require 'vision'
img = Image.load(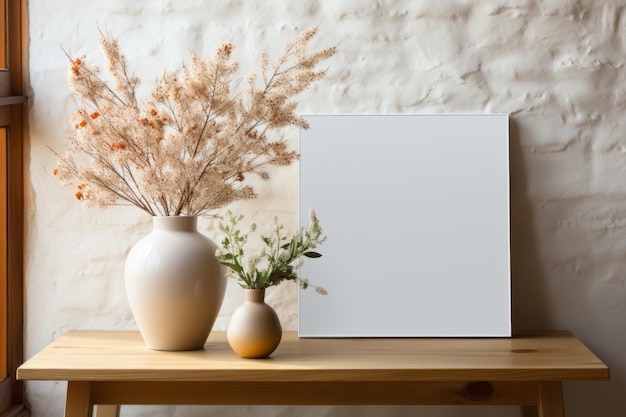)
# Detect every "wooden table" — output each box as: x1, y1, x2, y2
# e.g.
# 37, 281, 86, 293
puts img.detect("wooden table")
17, 330, 608, 417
